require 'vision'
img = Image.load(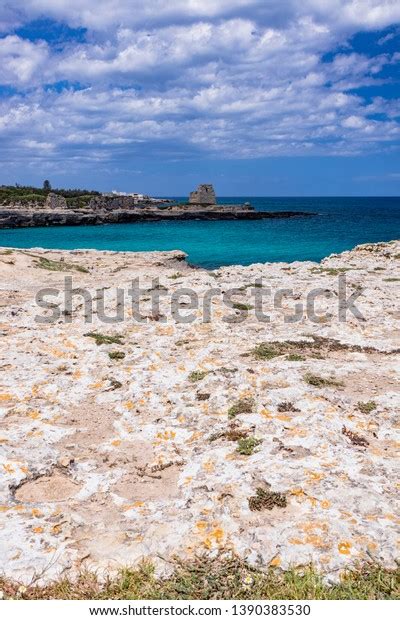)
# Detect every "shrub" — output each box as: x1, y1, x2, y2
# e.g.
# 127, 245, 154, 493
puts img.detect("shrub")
84, 332, 124, 346
357, 401, 377, 414
109, 351, 126, 361
304, 373, 343, 388
286, 354, 305, 361
188, 370, 209, 382
228, 398, 255, 418
251, 344, 280, 360
248, 488, 287, 512
233, 303, 253, 311
34, 256, 89, 273
236, 437, 262, 456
